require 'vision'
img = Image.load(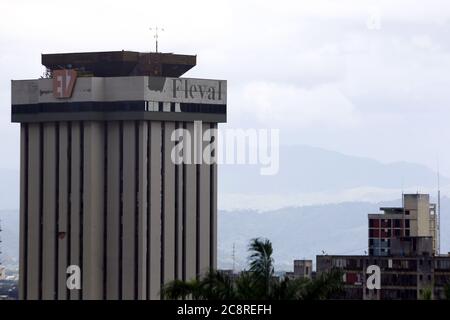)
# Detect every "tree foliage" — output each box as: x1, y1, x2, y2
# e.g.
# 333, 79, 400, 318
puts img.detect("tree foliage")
162, 238, 343, 300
